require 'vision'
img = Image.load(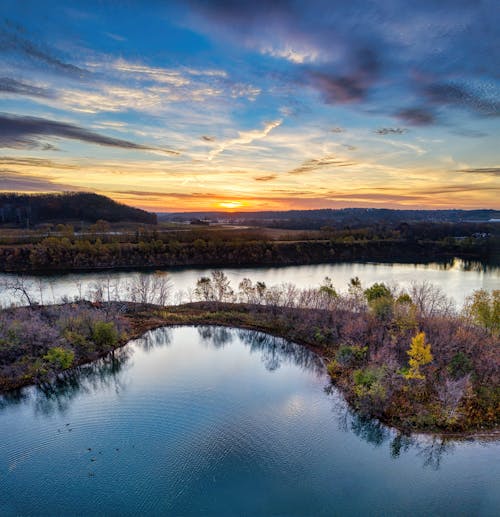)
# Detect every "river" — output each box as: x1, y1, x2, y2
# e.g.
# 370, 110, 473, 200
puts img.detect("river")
0, 326, 498, 516
0, 258, 498, 307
